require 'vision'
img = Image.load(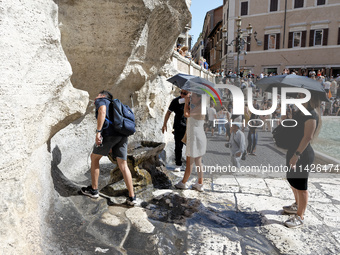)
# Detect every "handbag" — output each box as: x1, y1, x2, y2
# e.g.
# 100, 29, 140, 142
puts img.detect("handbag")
241, 151, 247, 160
272, 122, 295, 149
232, 134, 246, 160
